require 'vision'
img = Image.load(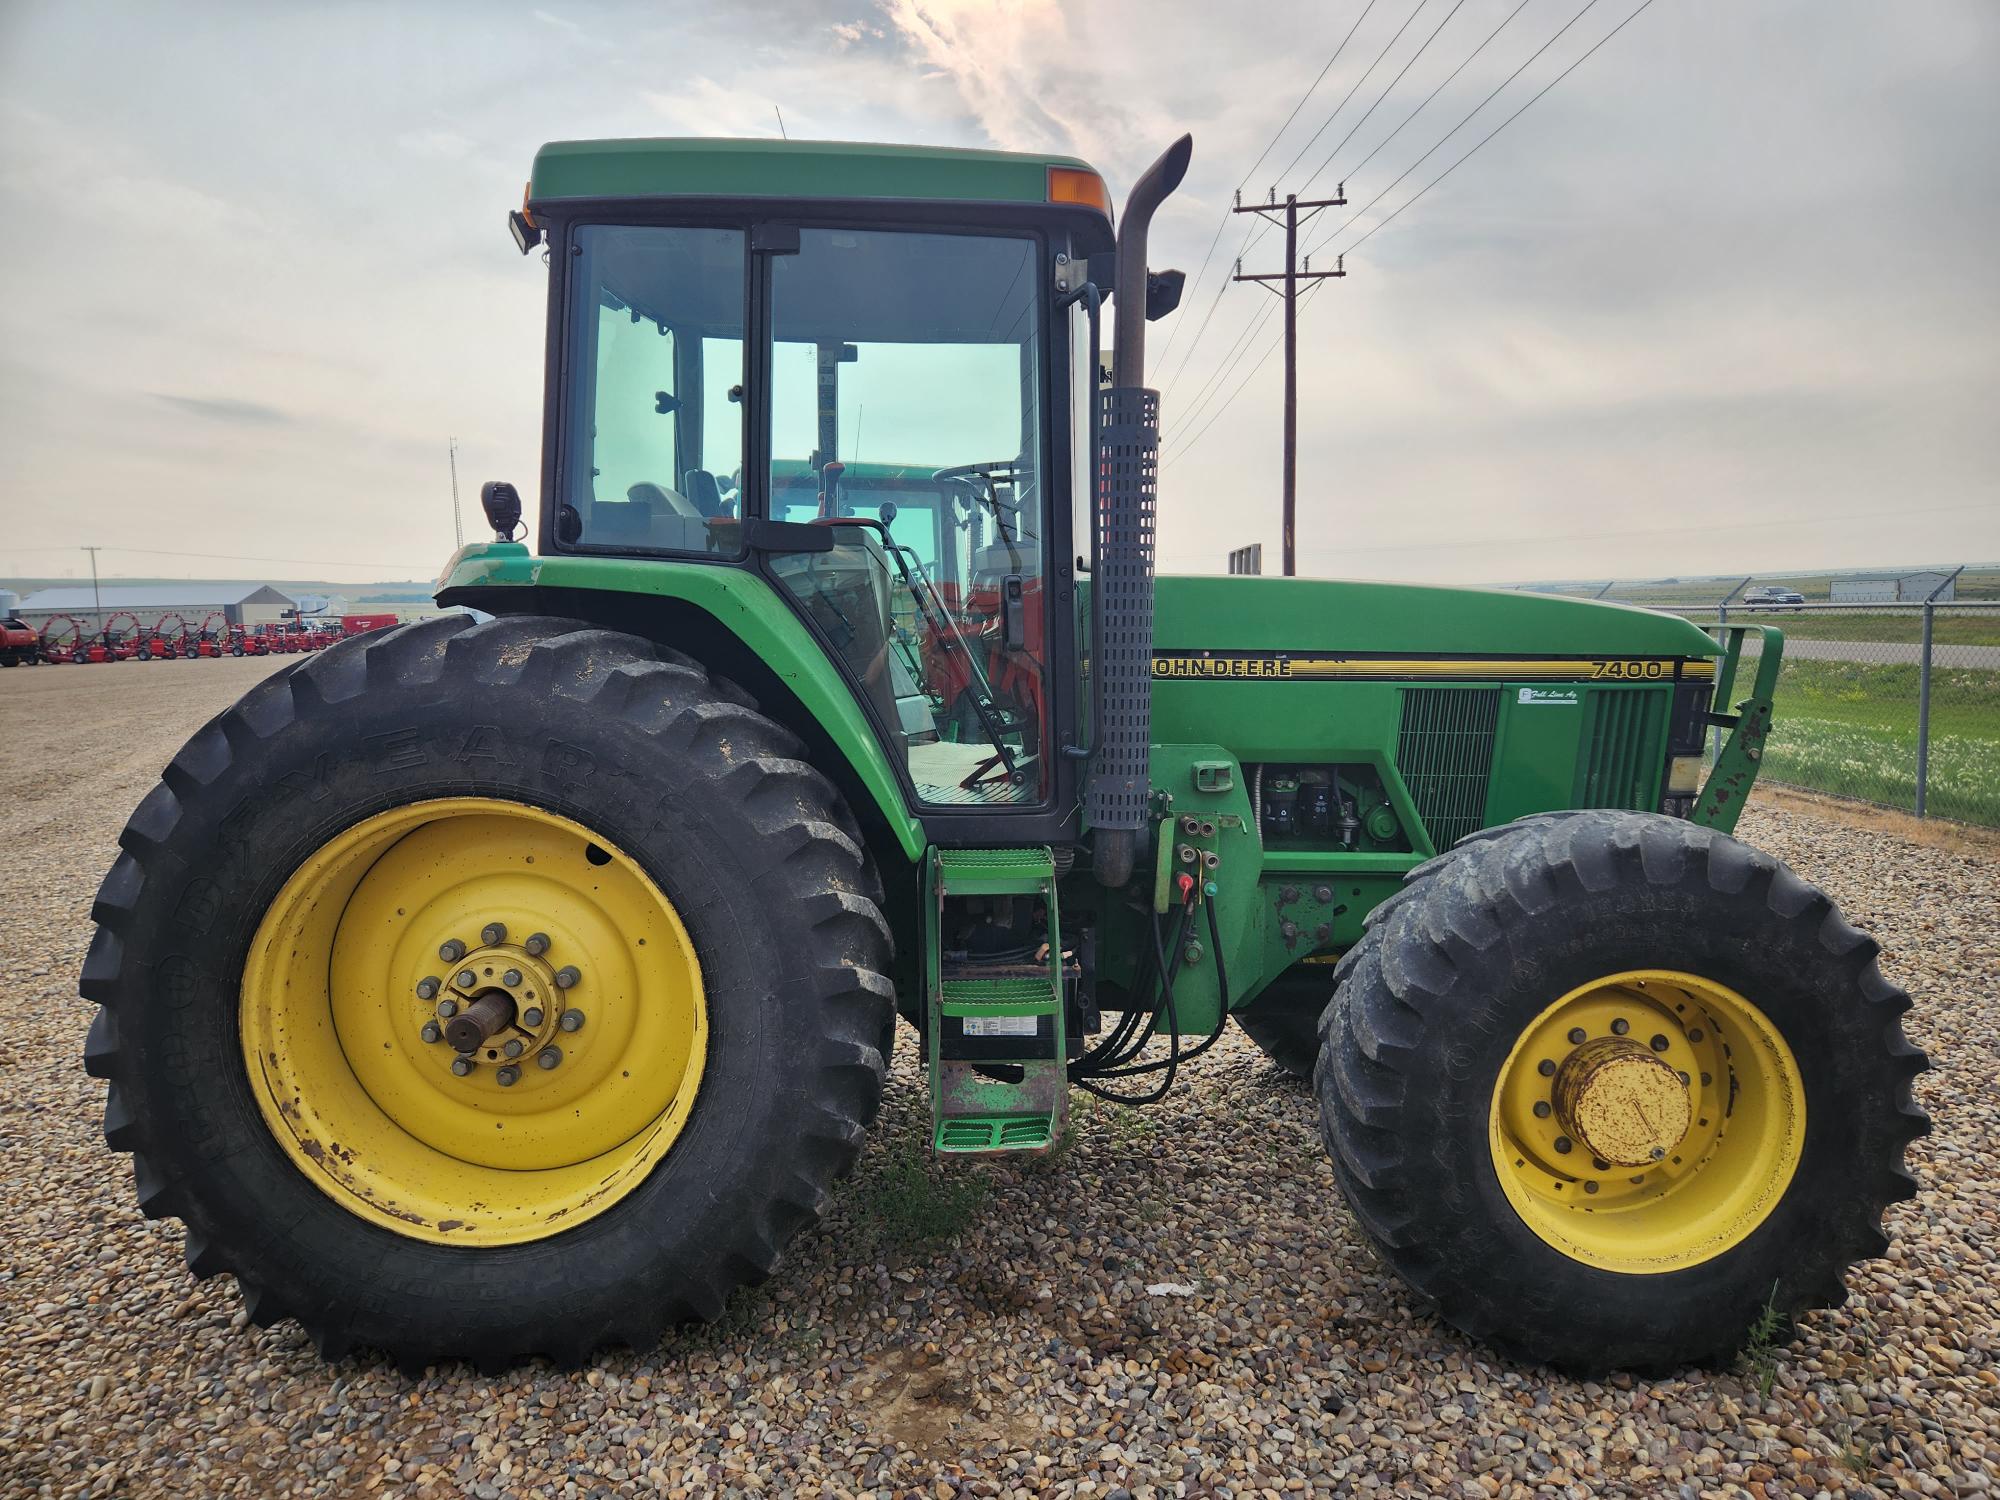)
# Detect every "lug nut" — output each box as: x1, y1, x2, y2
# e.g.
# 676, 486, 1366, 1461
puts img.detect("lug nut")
481, 922, 508, 946
553, 966, 581, 990
1650, 1146, 1667, 1161
502, 969, 523, 987
451, 1056, 474, 1077
436, 998, 459, 1018
420, 1021, 442, 1044
524, 932, 550, 957
1567, 1027, 1587, 1045
503, 1039, 524, 1059
559, 1009, 585, 1033
1537, 1059, 1556, 1077
1610, 1017, 1630, 1035
1584, 1181, 1599, 1194
415, 976, 441, 1001
496, 1065, 520, 1087
1553, 1136, 1573, 1154
439, 938, 467, 963
523, 1006, 545, 1028
1533, 1101, 1552, 1119
537, 1046, 563, 1070
456, 969, 477, 989
1649, 1034, 1670, 1053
